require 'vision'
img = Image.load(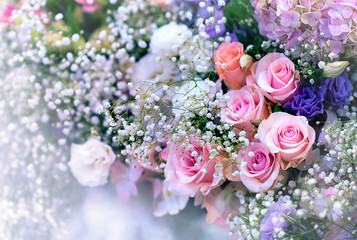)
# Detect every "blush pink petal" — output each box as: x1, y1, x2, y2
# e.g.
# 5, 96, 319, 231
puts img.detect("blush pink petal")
258, 112, 315, 170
